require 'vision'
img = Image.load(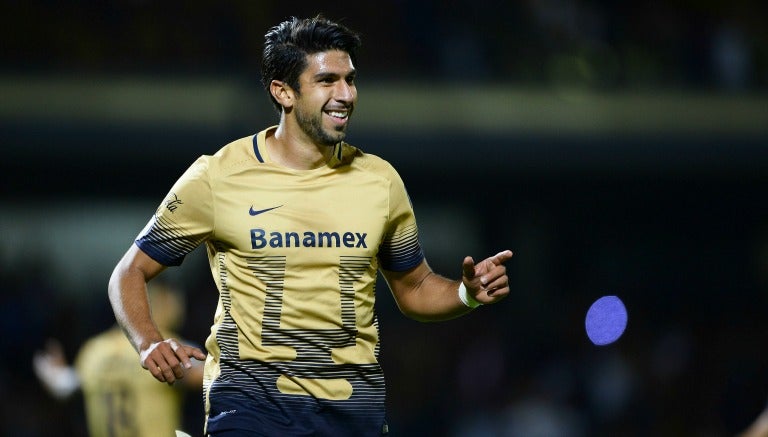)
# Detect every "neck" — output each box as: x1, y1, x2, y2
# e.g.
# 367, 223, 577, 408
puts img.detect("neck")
268, 122, 335, 170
